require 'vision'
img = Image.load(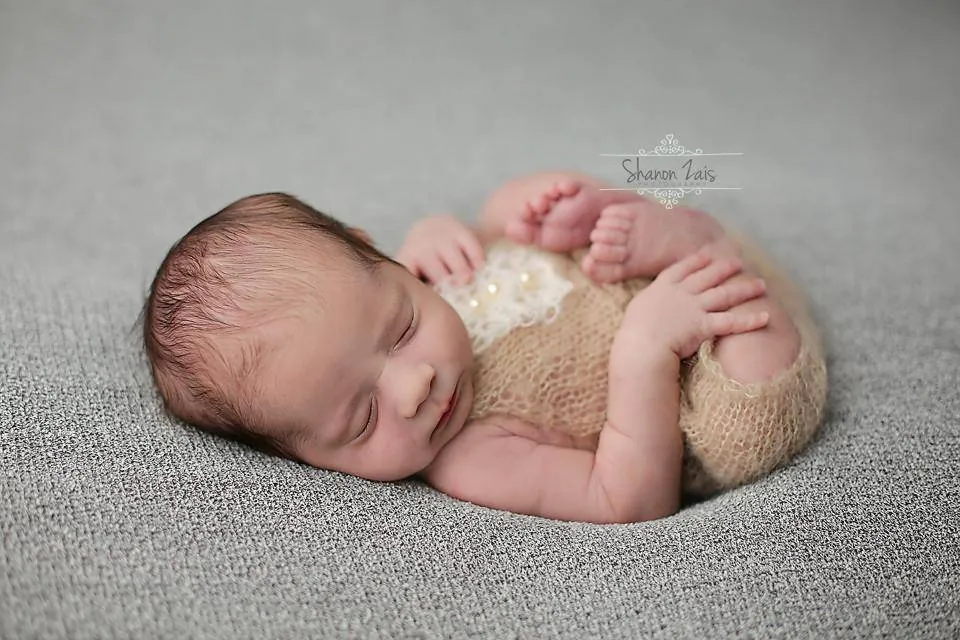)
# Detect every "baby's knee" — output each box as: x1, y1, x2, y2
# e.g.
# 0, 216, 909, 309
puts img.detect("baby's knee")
712, 298, 801, 384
